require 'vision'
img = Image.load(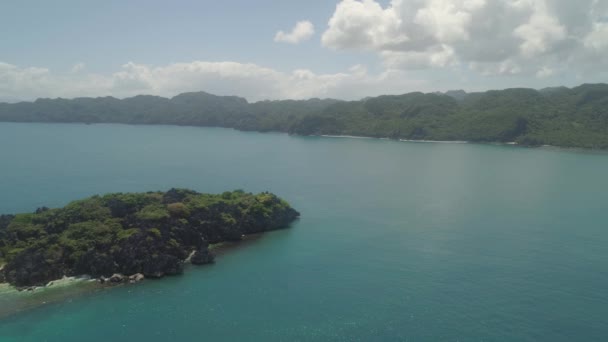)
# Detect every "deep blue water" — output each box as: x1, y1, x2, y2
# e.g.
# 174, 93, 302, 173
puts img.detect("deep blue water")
0, 123, 607, 341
